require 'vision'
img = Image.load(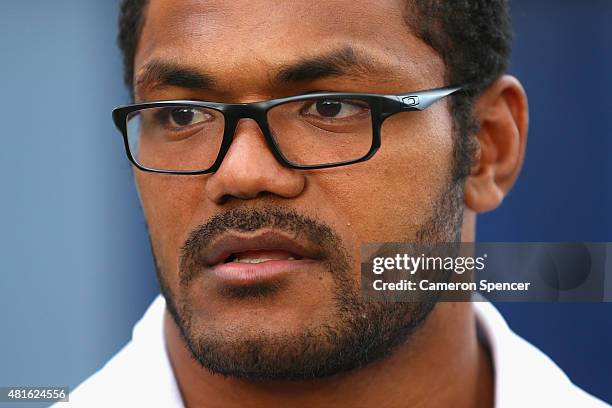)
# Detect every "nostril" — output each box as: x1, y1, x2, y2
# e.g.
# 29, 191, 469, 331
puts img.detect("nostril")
216, 194, 232, 205
215, 191, 271, 205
